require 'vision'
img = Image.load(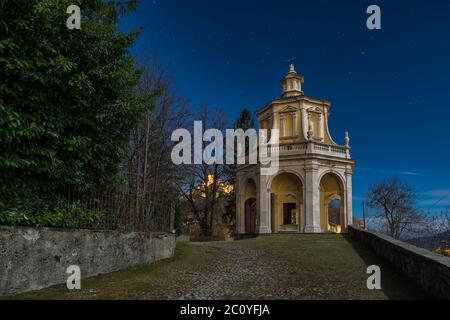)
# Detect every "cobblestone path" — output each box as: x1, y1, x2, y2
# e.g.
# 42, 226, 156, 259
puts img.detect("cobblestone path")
9, 234, 425, 300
